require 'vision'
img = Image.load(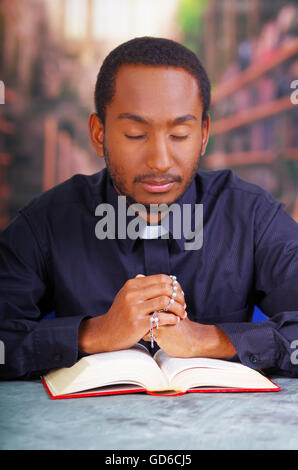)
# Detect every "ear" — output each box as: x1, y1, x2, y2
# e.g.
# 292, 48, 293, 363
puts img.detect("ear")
201, 114, 210, 157
89, 113, 105, 158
